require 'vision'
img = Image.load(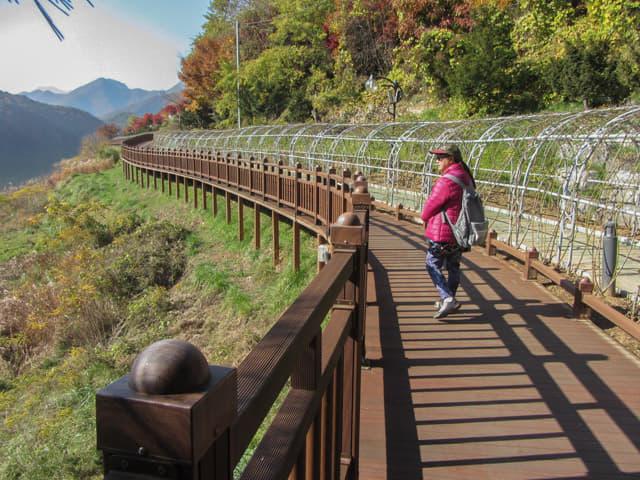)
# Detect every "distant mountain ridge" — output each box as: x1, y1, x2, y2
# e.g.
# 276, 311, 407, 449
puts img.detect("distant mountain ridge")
0, 91, 103, 190
21, 78, 183, 123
